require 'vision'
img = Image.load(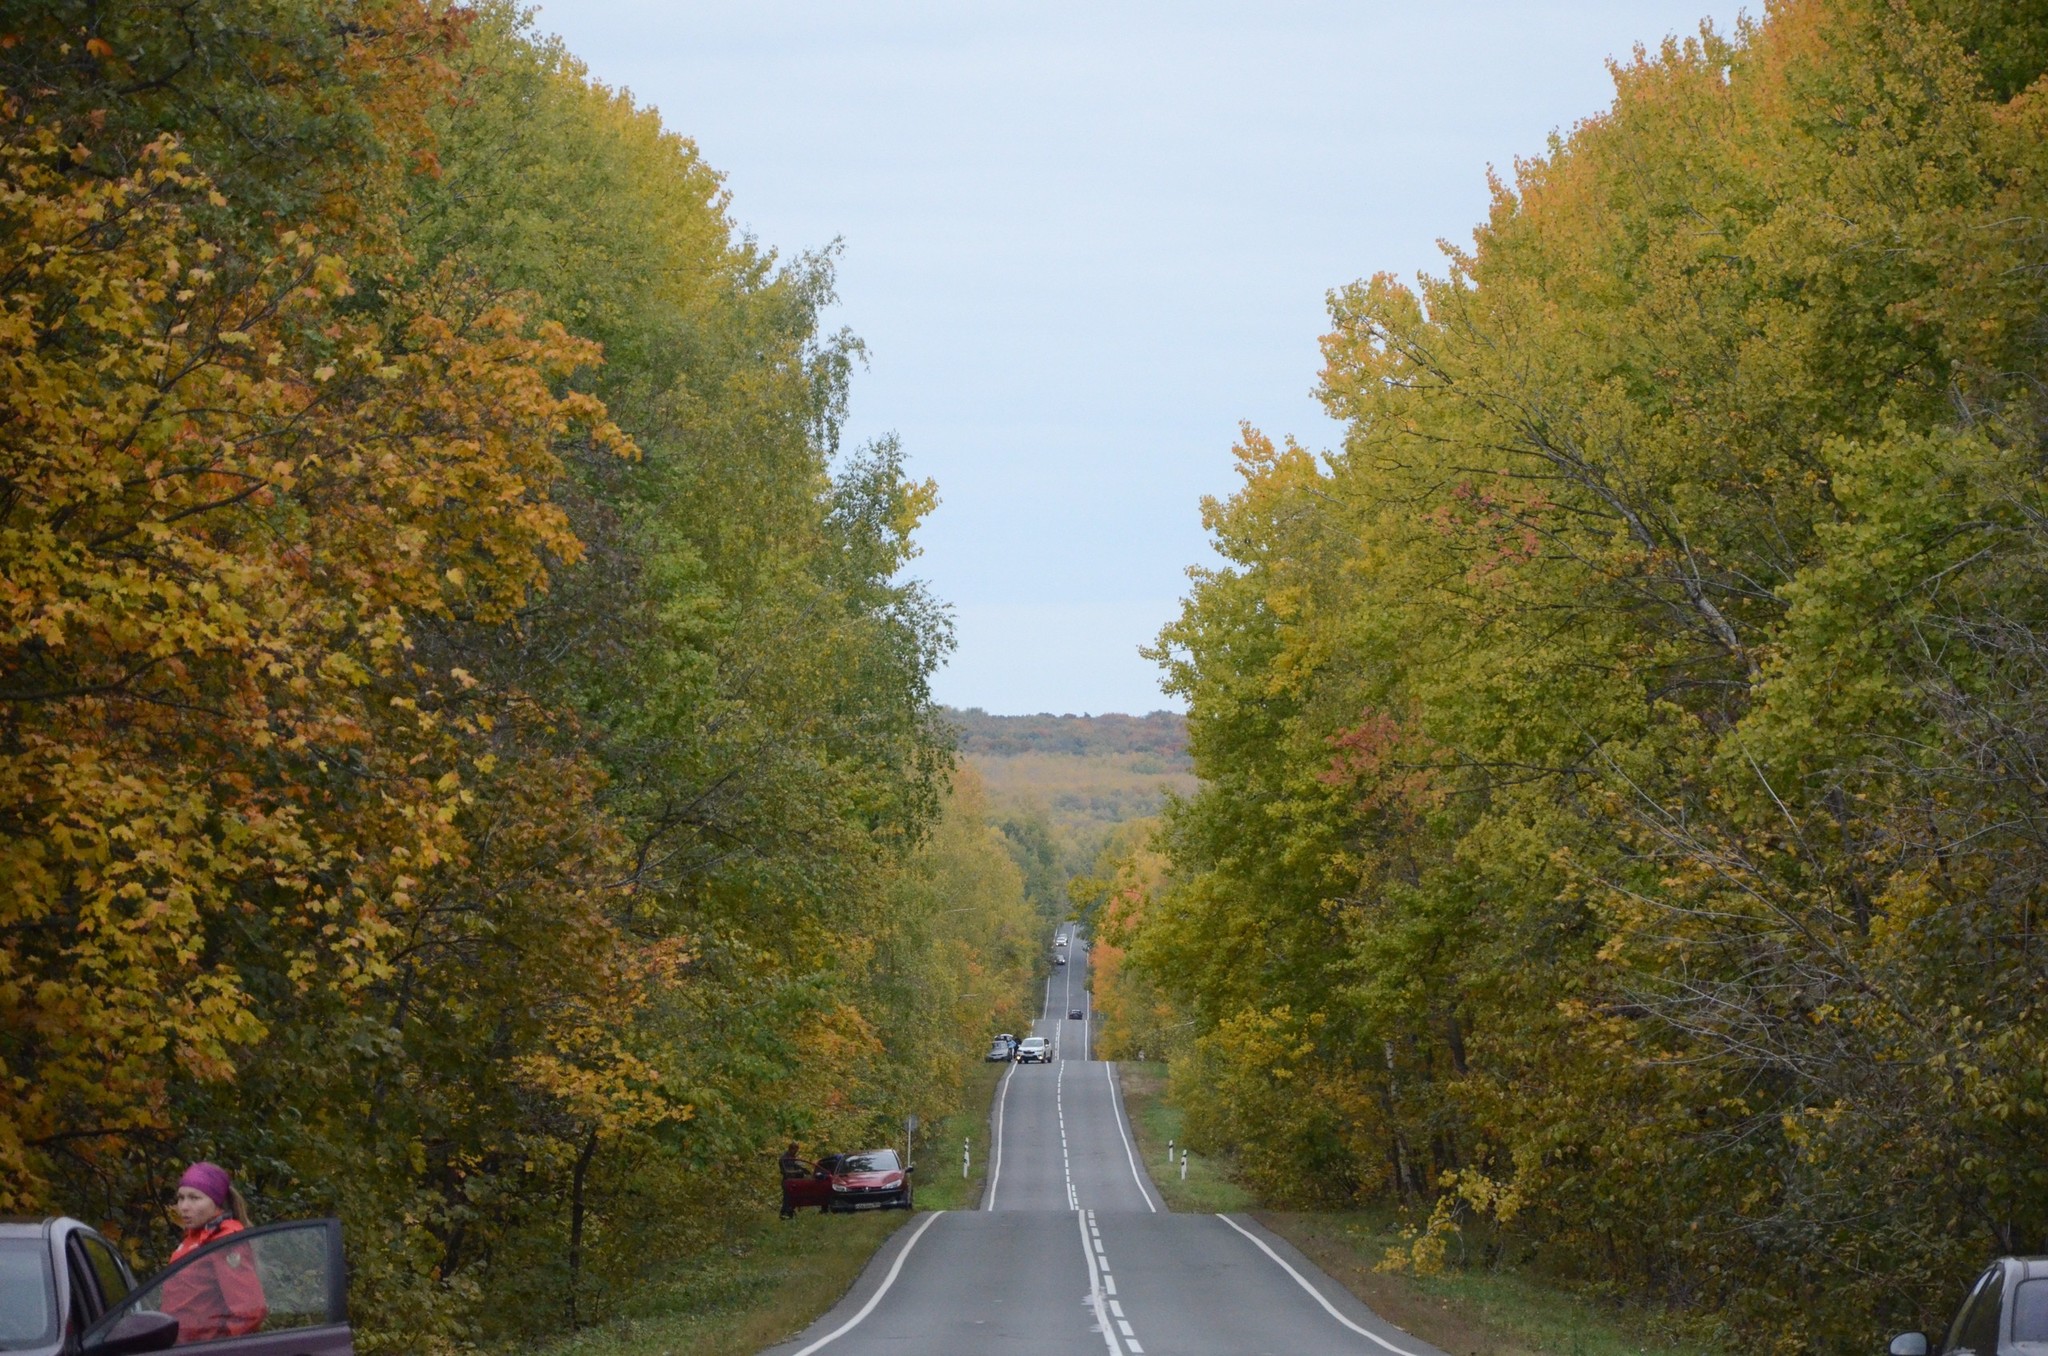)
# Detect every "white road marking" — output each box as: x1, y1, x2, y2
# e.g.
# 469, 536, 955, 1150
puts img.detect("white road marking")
1057, 1057, 1078, 1209
1216, 1213, 1429, 1356
1058, 944, 1074, 1059
788, 1210, 945, 1355
1105, 1062, 1160, 1212
984, 1060, 1017, 1211
1079, 1209, 1127, 1356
